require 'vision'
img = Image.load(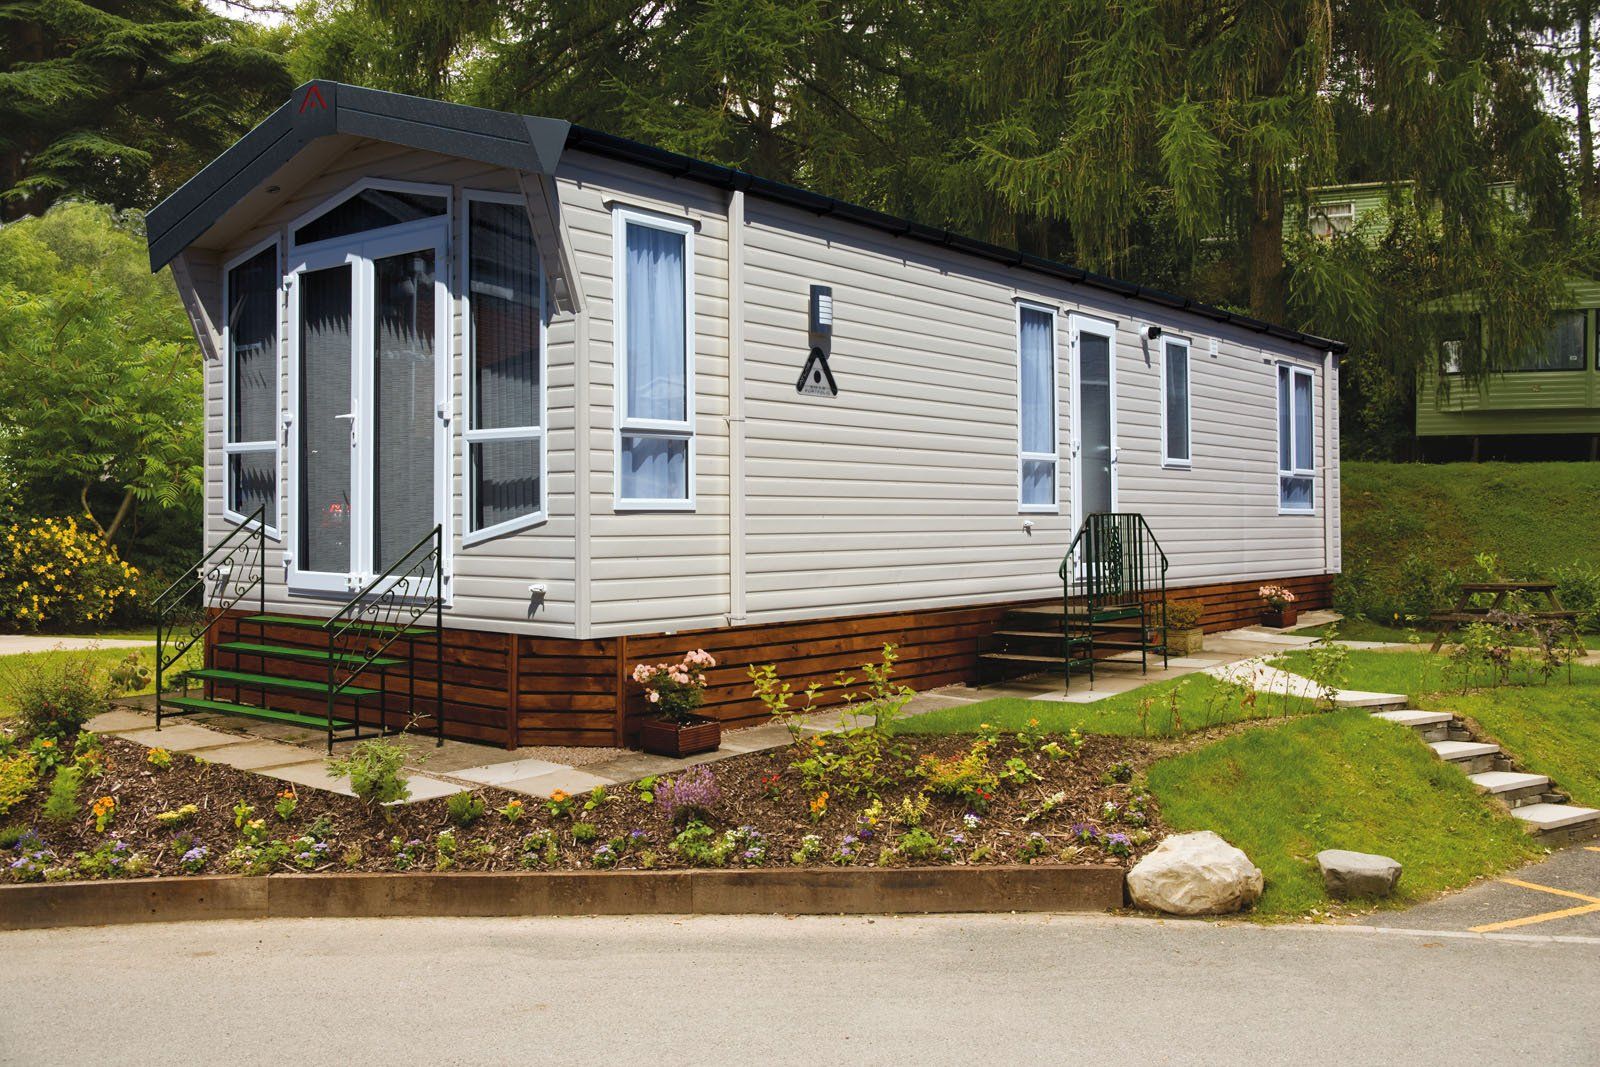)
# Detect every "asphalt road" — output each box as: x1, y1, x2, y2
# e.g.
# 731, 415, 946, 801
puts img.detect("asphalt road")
4, 913, 1598, 1066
